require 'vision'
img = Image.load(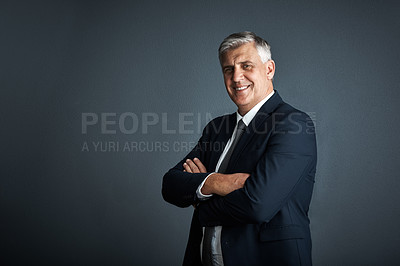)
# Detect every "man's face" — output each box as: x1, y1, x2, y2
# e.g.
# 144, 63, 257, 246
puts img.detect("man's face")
221, 42, 275, 115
